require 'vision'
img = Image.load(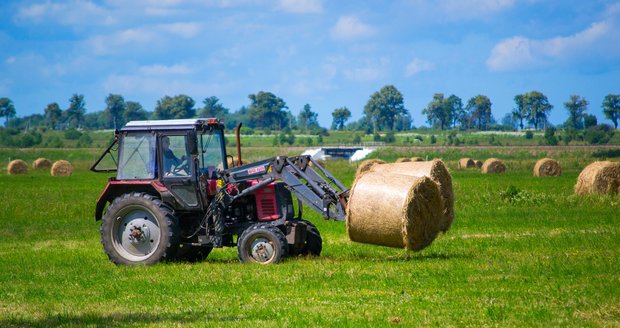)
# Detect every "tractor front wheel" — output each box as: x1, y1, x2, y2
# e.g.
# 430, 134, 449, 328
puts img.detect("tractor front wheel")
100, 193, 179, 265
237, 223, 288, 264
